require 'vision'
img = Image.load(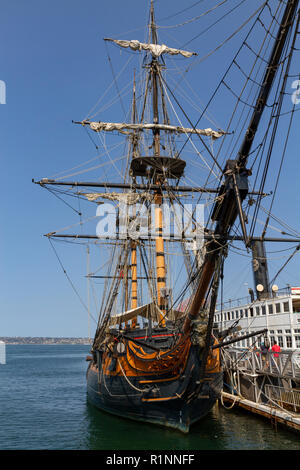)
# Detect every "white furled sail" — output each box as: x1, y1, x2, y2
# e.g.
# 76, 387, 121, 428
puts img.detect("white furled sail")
104, 38, 197, 58
109, 302, 184, 325
80, 192, 183, 204
81, 121, 226, 140
81, 192, 153, 204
